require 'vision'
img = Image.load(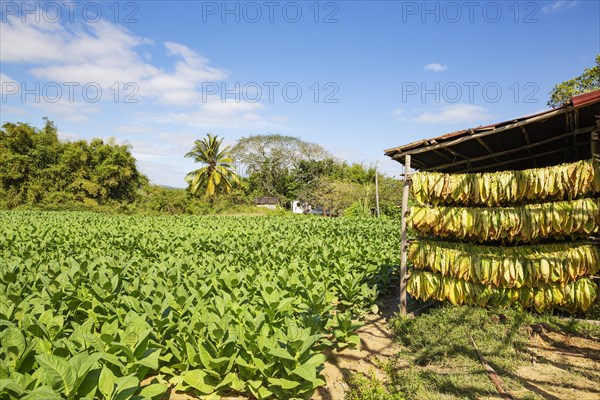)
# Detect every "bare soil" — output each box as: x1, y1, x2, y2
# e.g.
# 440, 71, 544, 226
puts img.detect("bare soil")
311, 313, 401, 400
311, 289, 402, 400
510, 324, 600, 400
